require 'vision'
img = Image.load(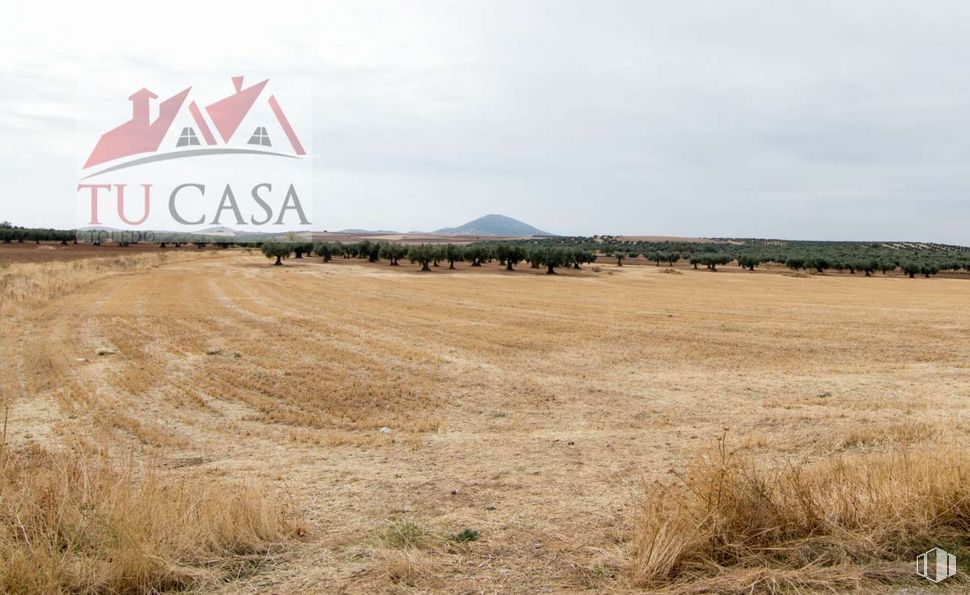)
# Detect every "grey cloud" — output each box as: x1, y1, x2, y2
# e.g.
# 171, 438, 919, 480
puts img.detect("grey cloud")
3, 1, 970, 242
